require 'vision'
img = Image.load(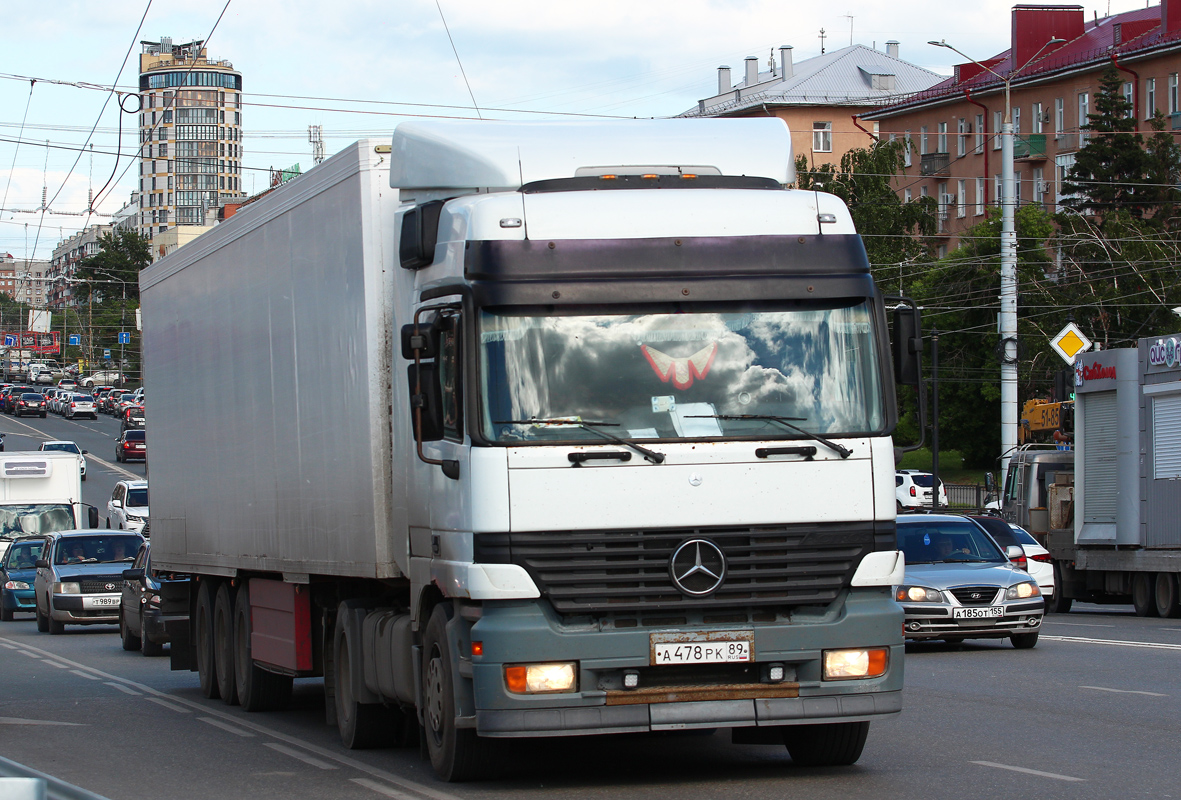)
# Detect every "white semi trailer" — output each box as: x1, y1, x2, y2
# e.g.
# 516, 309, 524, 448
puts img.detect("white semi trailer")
142, 119, 920, 780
